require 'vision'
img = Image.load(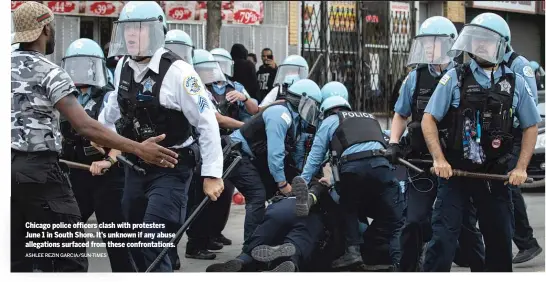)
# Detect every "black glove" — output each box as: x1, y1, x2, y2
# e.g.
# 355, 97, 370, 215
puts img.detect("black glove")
385, 143, 401, 164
